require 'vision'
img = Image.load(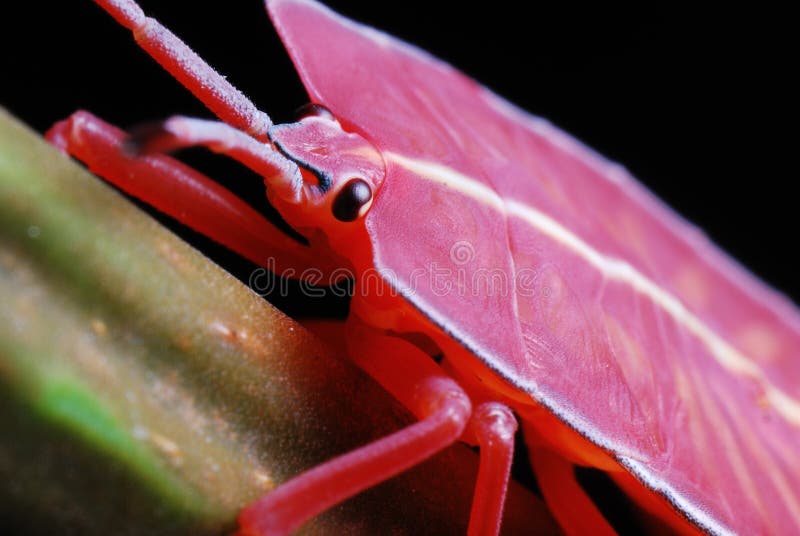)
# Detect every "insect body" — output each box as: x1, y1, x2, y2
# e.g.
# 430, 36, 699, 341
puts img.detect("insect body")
48, 0, 800, 534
